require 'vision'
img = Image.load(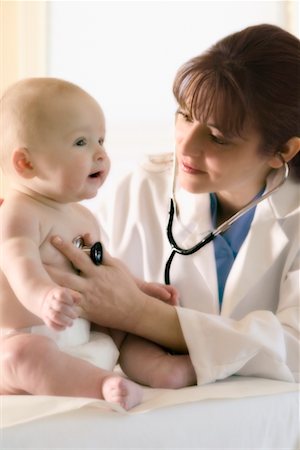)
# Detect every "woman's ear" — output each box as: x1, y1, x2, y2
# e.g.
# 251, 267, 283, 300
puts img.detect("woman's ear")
268, 137, 300, 169
12, 148, 35, 178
